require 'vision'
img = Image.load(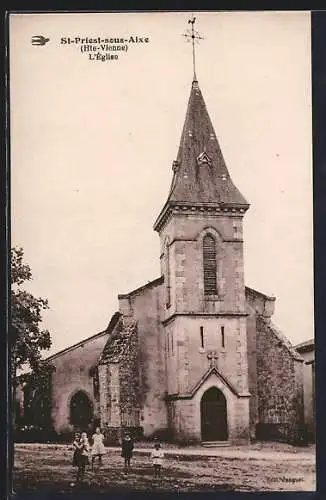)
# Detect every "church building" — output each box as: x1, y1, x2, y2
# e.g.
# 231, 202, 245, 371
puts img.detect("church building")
18, 74, 307, 445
